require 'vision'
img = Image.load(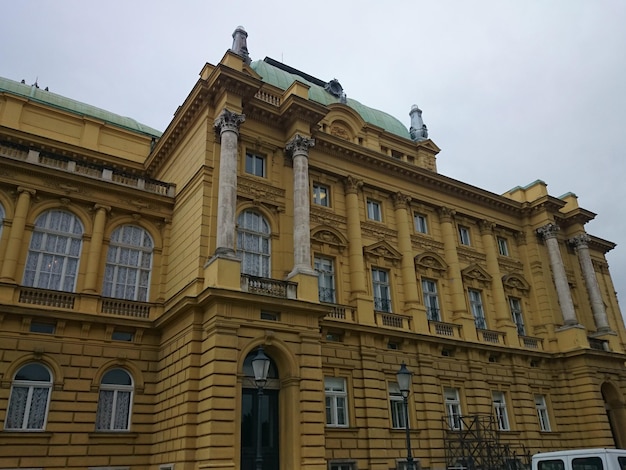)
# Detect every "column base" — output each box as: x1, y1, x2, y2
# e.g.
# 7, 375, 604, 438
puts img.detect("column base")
555, 323, 588, 351
204, 252, 241, 290
286, 268, 319, 303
